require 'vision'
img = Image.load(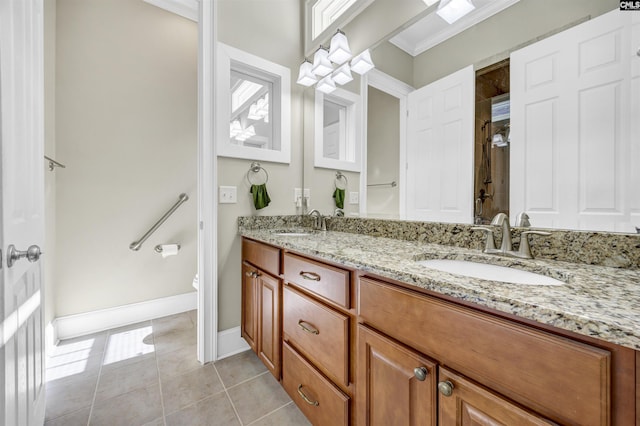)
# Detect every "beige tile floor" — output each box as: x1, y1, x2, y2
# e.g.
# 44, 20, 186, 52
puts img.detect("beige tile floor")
45, 311, 311, 426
